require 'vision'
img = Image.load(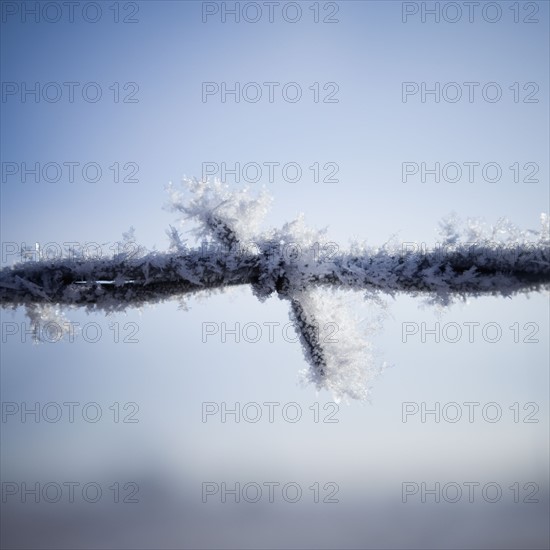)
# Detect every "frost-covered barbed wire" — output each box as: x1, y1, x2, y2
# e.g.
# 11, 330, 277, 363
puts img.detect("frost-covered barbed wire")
1, 178, 549, 400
